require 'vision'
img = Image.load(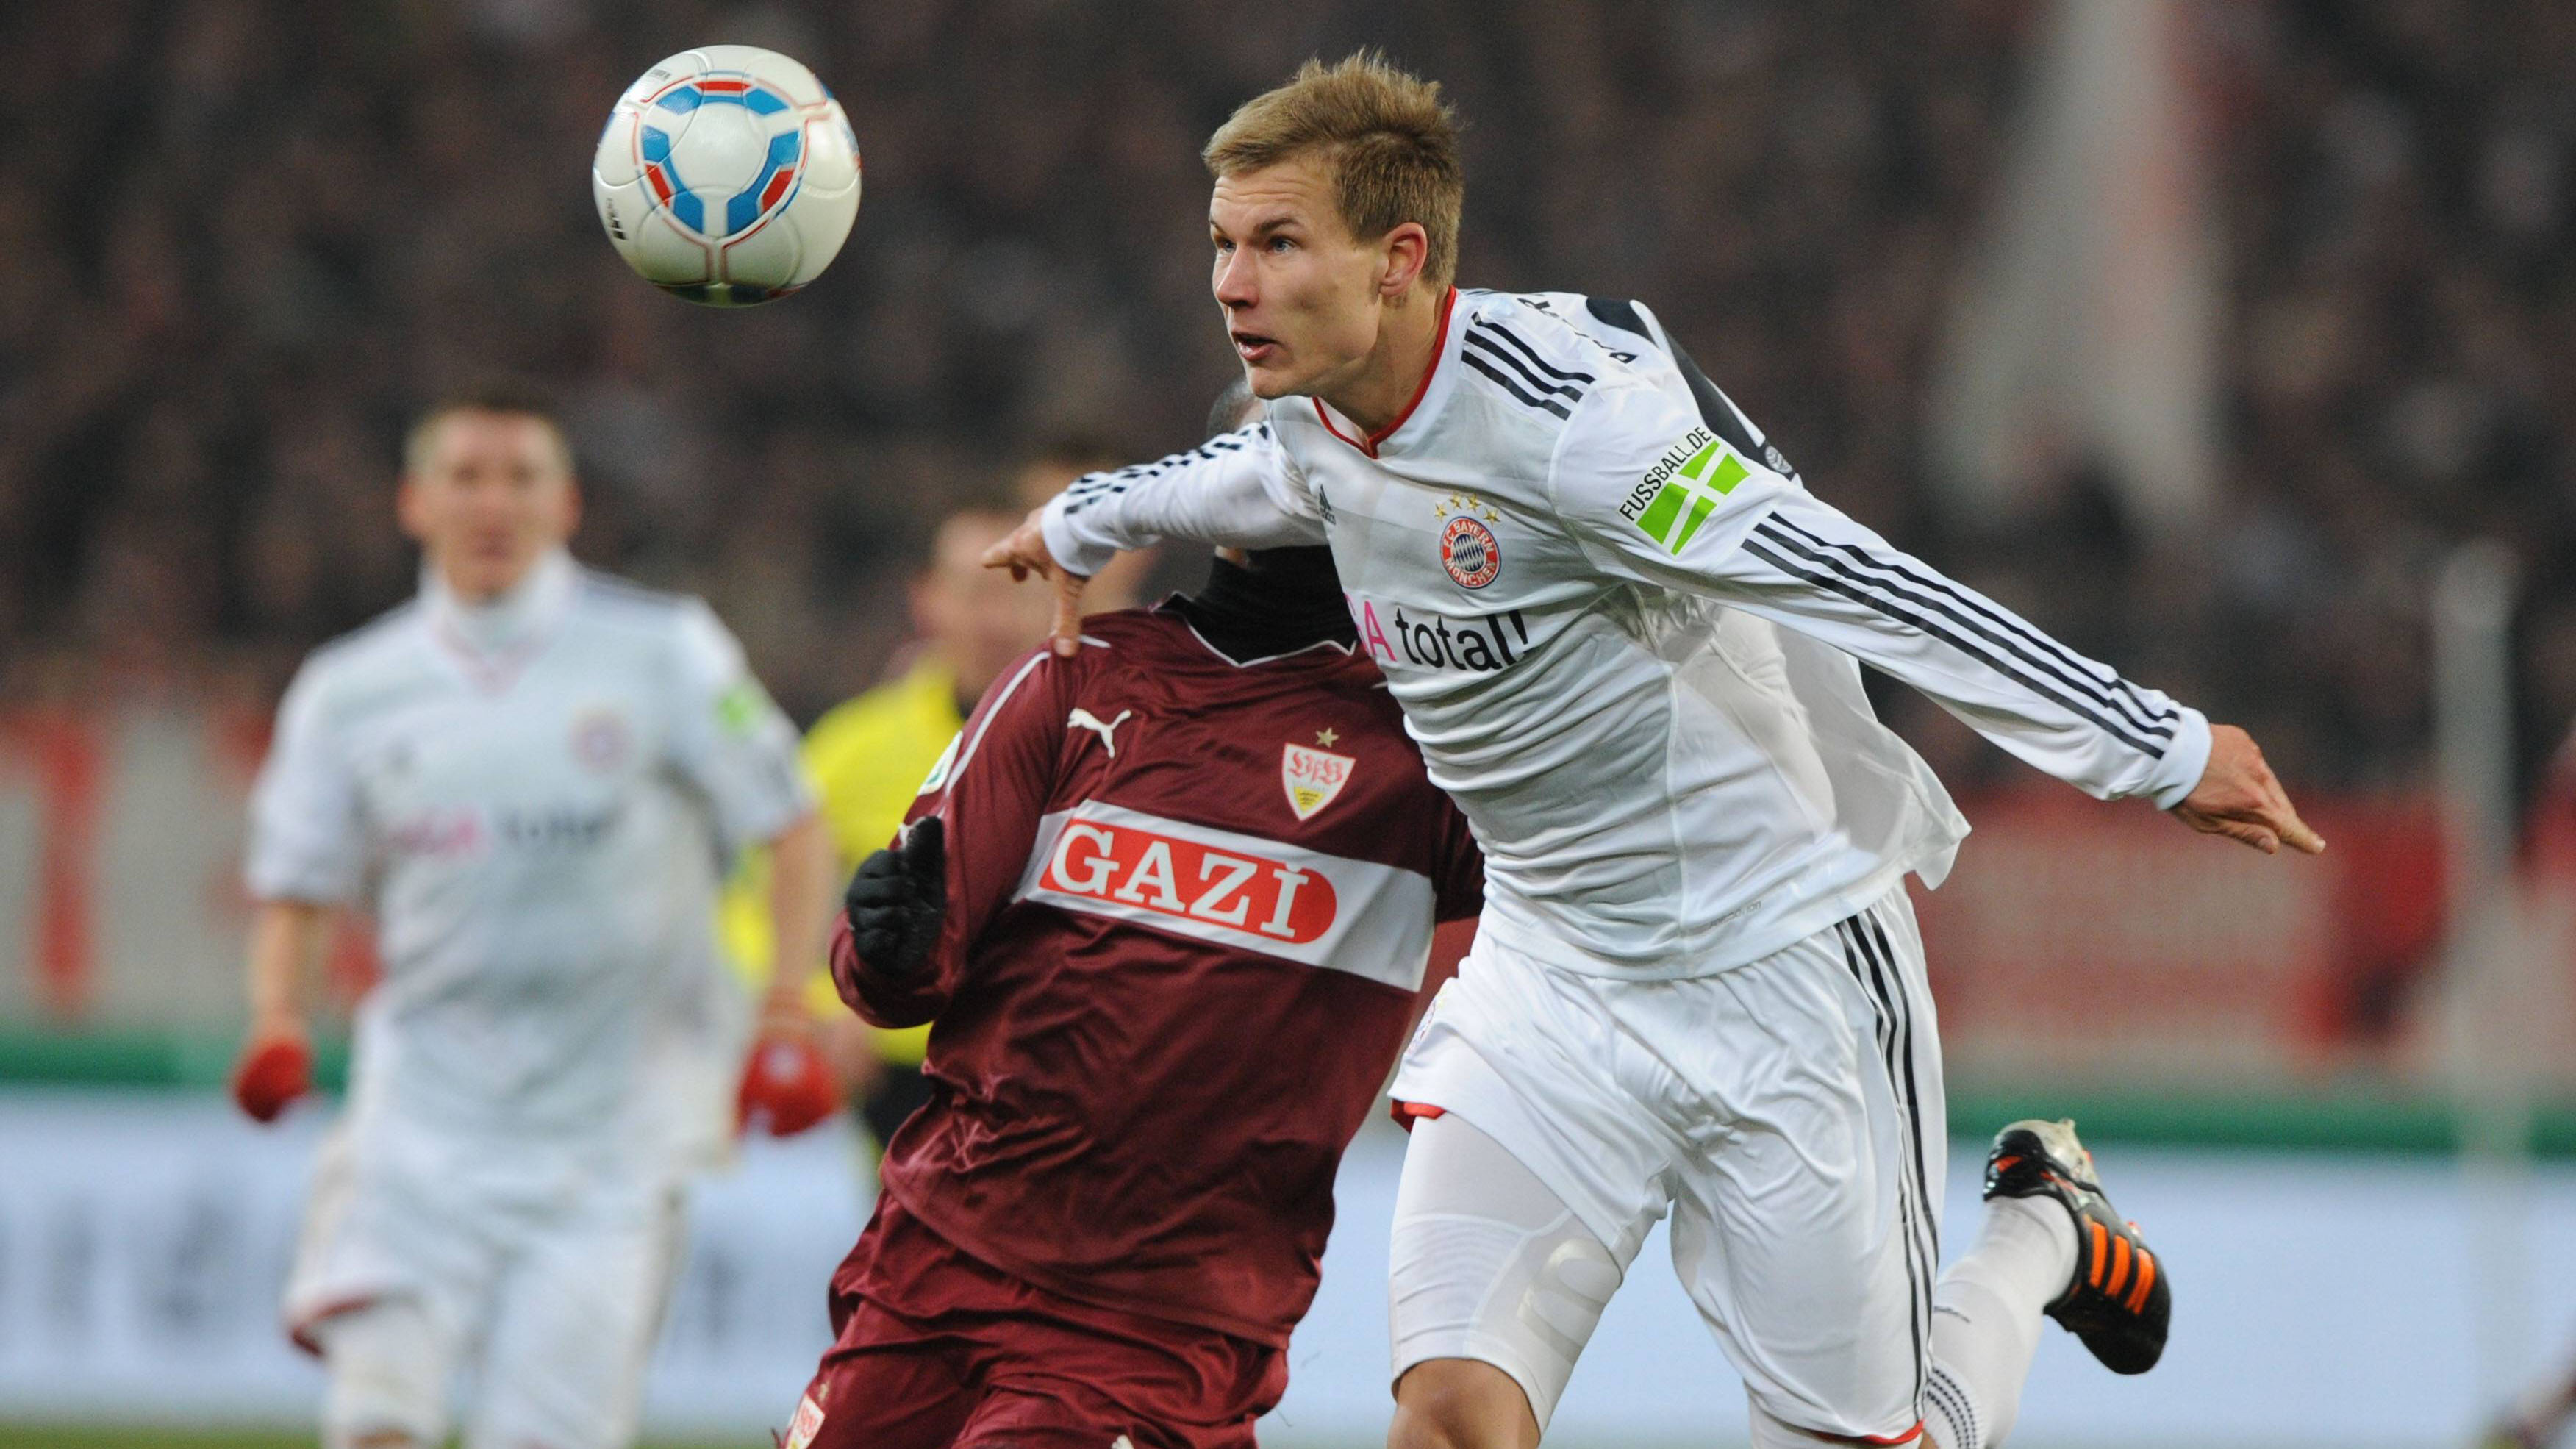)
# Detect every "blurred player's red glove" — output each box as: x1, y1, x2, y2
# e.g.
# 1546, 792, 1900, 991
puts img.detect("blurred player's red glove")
737, 1034, 838, 1137
232, 1034, 312, 1124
